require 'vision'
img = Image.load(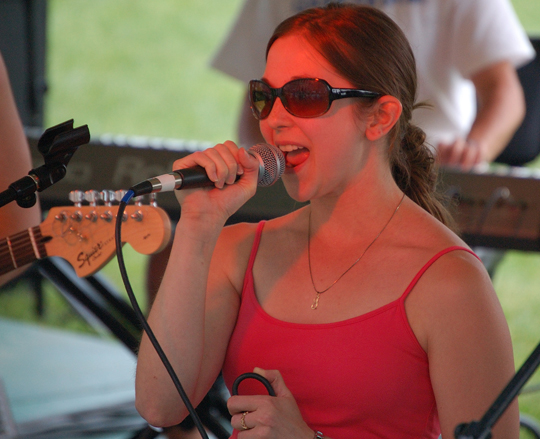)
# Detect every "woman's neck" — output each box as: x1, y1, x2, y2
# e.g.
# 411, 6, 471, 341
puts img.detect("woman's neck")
308, 157, 402, 235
